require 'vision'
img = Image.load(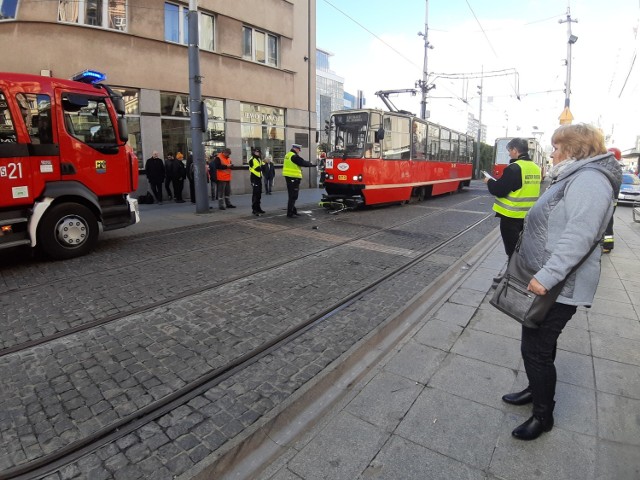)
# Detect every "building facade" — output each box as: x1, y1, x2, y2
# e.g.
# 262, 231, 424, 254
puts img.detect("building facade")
0, 0, 317, 195
316, 48, 344, 148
